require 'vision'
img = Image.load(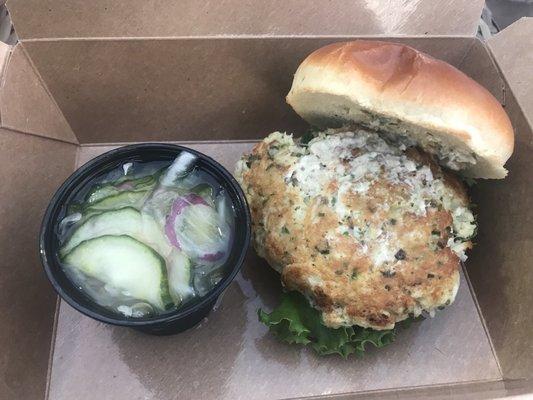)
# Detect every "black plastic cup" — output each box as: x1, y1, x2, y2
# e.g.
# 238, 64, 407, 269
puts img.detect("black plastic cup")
39, 143, 251, 335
